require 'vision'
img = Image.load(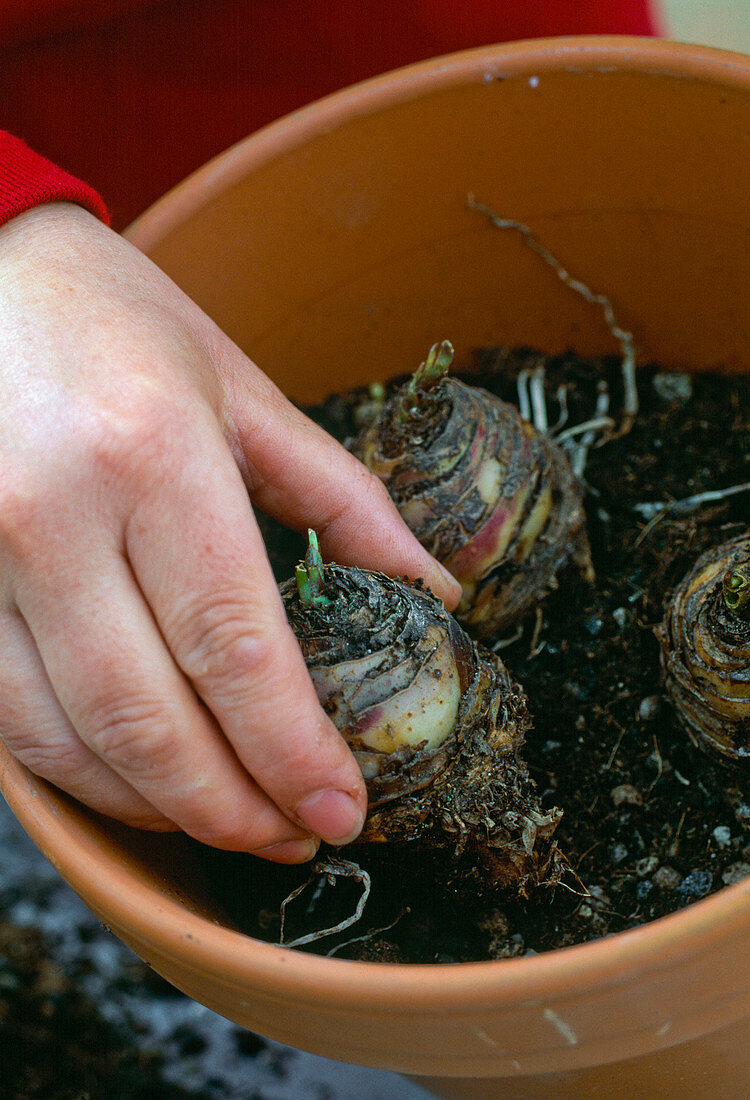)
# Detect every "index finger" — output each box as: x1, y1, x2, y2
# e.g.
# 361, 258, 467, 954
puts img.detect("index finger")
219, 364, 462, 609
